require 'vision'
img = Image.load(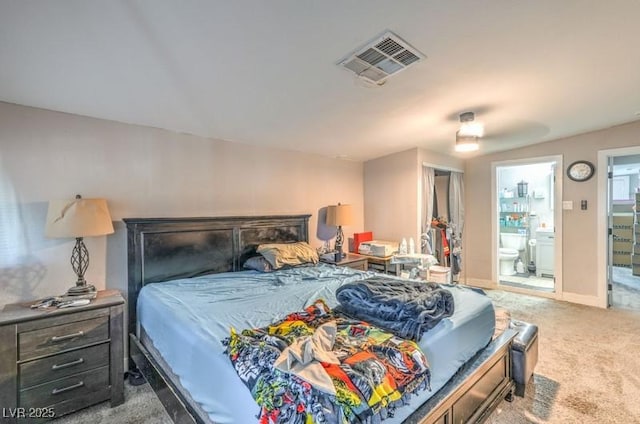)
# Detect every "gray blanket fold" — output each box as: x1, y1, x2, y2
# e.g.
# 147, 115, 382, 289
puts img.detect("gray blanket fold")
335, 276, 454, 341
